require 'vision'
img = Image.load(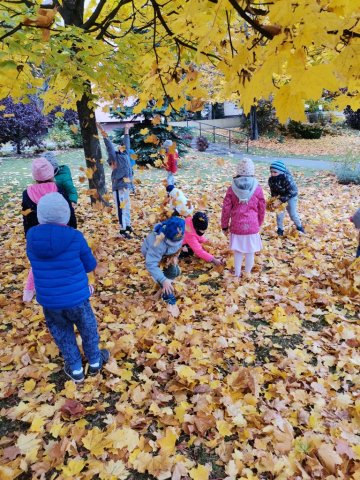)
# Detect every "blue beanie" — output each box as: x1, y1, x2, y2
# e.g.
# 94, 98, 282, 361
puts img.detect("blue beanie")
154, 217, 185, 241
270, 161, 287, 173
